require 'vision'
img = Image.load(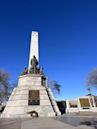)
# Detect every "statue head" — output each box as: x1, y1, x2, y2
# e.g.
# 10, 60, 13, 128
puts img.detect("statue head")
33, 55, 36, 59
